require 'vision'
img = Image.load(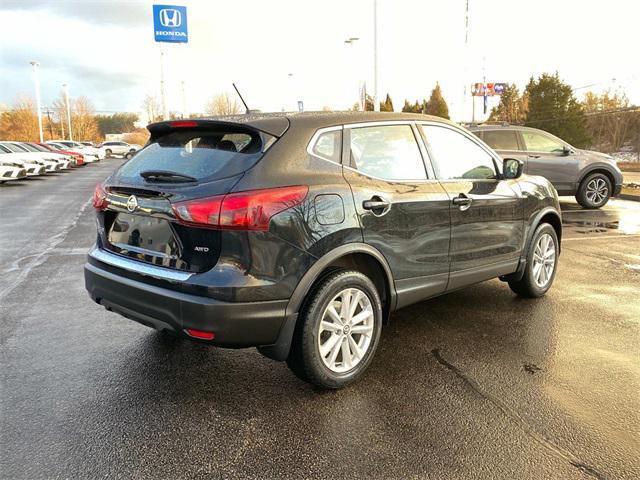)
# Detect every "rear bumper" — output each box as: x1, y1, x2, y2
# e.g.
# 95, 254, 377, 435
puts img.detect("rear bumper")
84, 261, 288, 348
